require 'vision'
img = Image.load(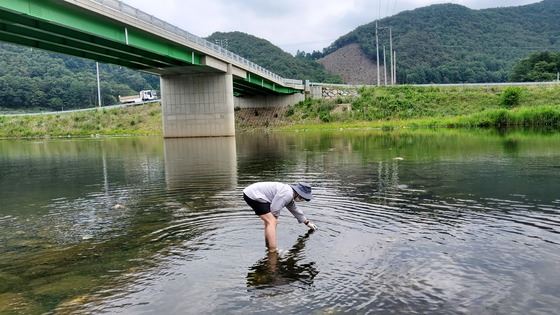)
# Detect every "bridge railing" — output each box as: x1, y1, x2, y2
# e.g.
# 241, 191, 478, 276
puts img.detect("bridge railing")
91, 0, 303, 87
